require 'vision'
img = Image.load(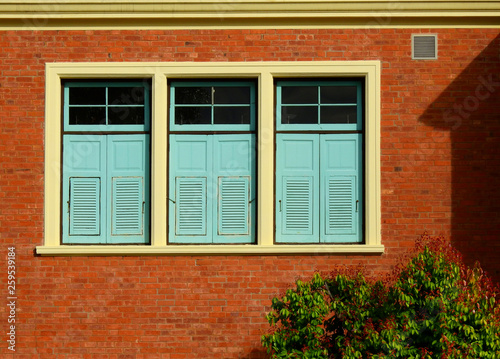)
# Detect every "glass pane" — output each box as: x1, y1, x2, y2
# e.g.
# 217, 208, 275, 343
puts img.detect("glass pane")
321, 86, 357, 104
281, 106, 318, 124
214, 86, 250, 104
175, 107, 211, 125
281, 86, 317, 104
175, 87, 211, 105
320, 106, 358, 124
214, 107, 250, 124
69, 87, 105, 105
69, 107, 106, 125
108, 107, 145, 125
108, 86, 145, 105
